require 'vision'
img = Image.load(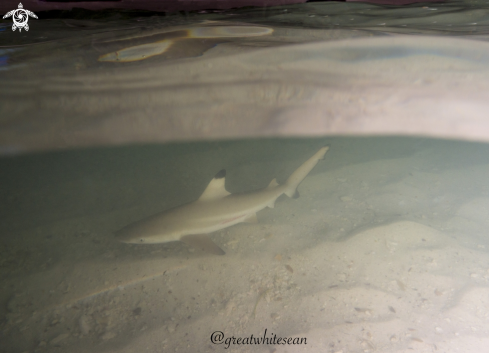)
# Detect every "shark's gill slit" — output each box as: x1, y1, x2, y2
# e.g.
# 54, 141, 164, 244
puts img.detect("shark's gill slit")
115, 146, 329, 254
